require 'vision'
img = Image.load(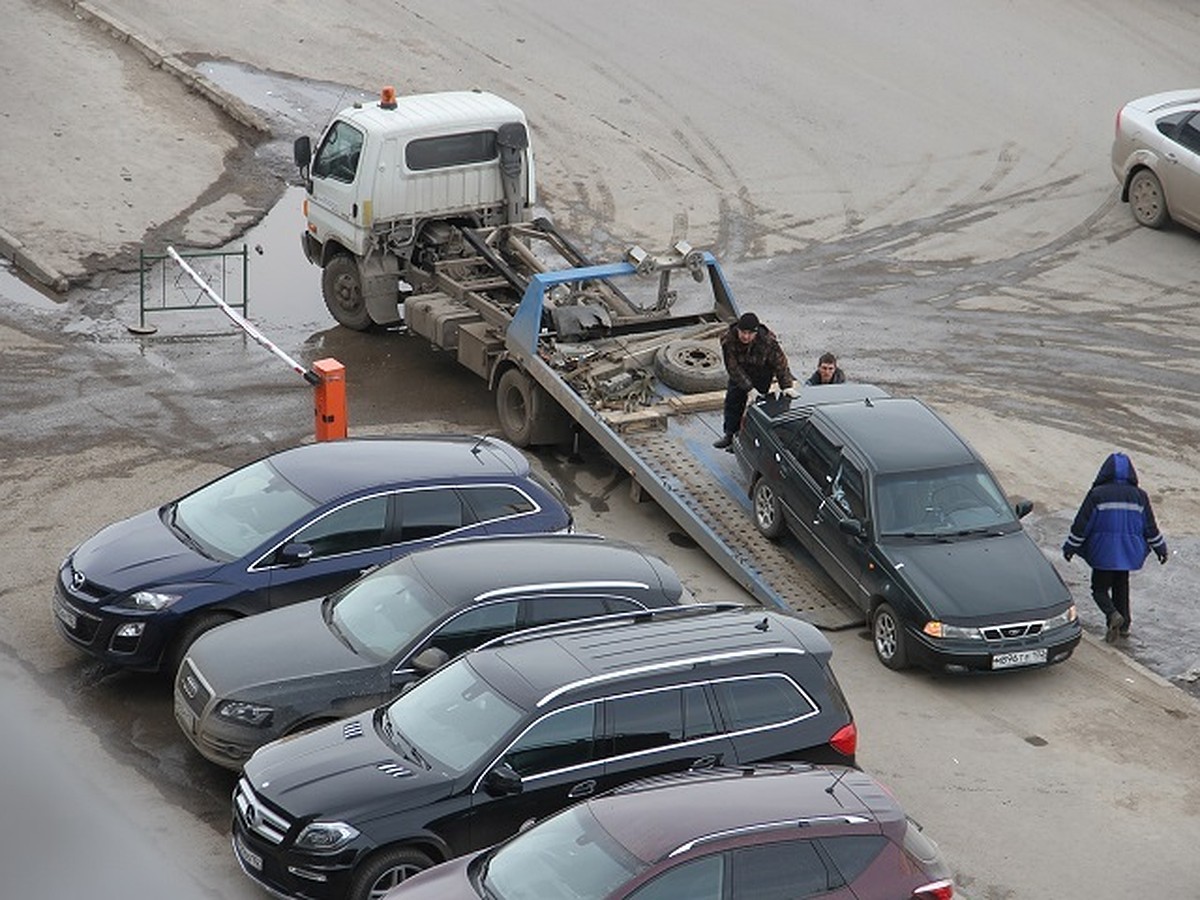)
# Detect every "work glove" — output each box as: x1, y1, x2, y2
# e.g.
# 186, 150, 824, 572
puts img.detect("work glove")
782, 386, 799, 398
746, 388, 759, 404
1156, 547, 1169, 564
1061, 546, 1074, 562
